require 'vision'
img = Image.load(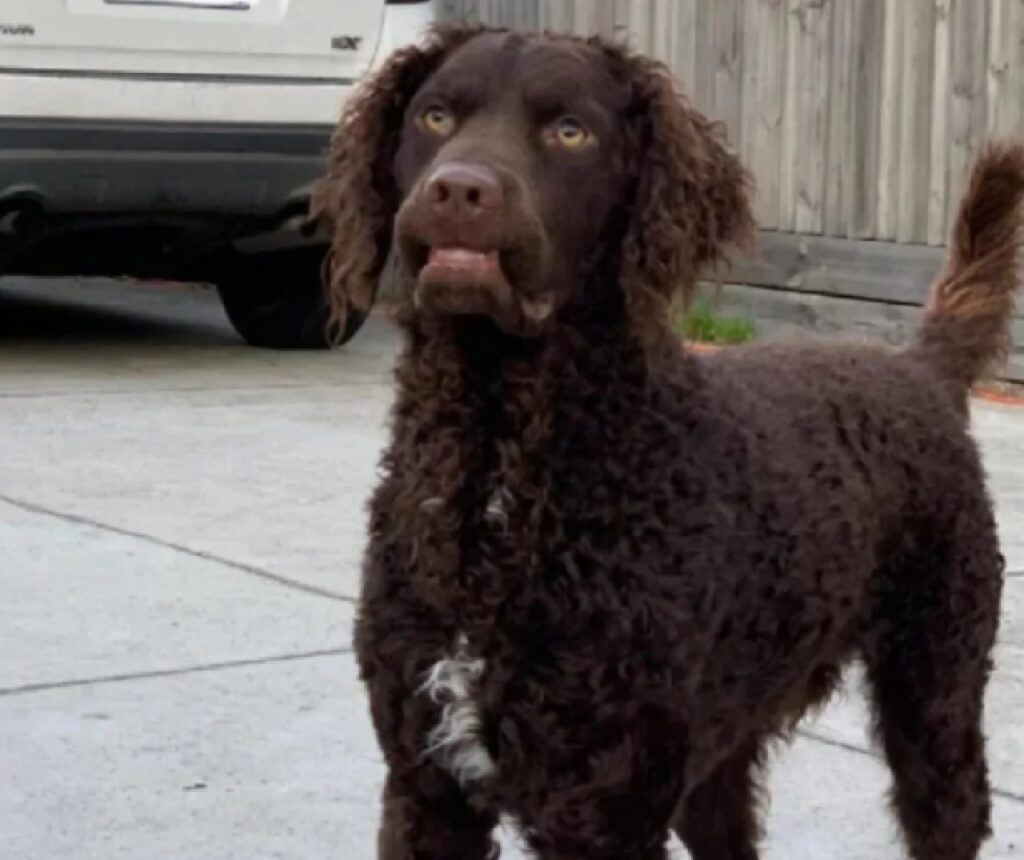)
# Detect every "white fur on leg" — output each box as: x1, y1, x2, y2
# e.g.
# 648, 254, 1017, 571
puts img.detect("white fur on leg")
419, 634, 496, 787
